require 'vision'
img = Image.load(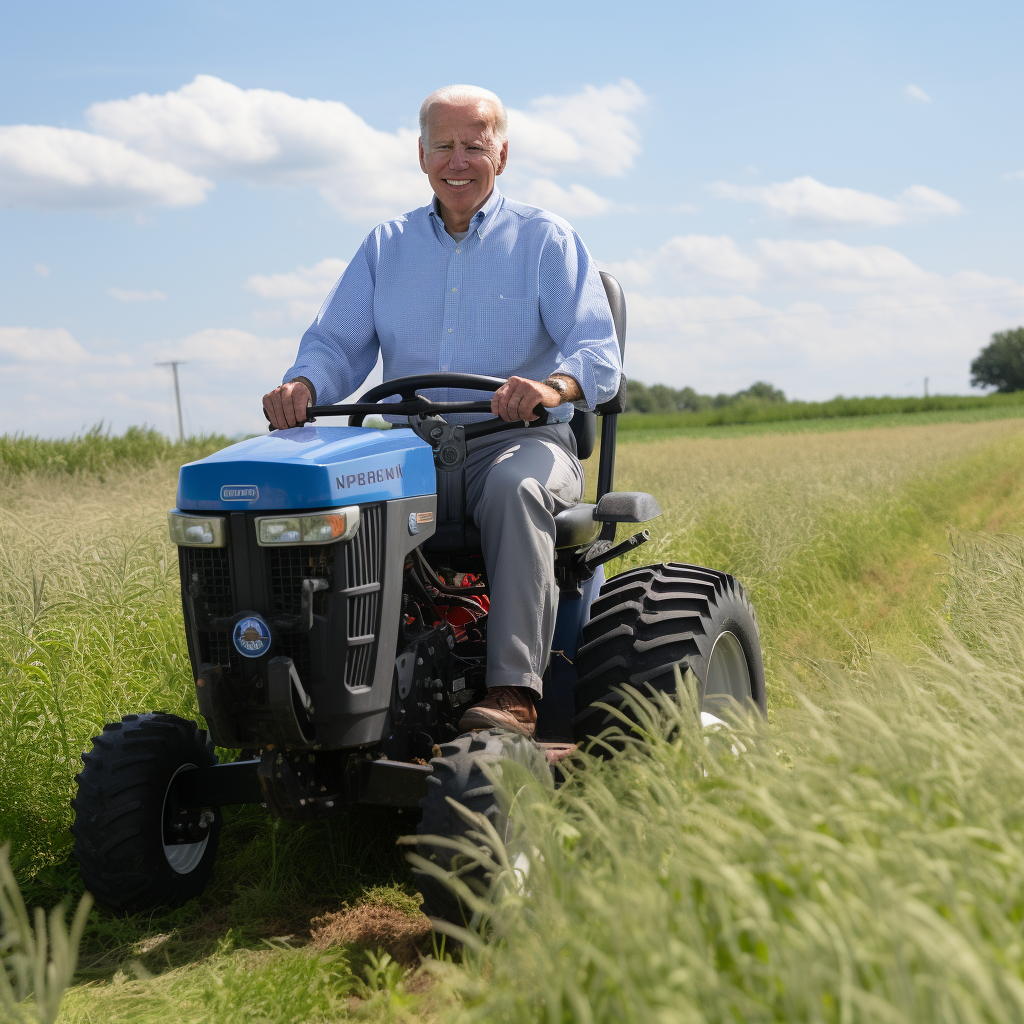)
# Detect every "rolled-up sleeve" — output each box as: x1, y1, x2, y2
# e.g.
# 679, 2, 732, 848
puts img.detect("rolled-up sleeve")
538, 226, 622, 410
283, 234, 380, 405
